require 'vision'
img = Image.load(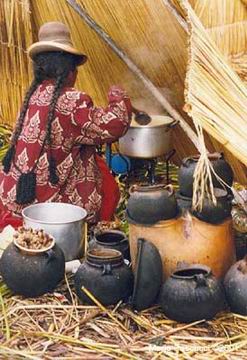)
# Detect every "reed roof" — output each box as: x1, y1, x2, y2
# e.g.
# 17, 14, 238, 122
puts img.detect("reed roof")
0, 0, 246, 183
